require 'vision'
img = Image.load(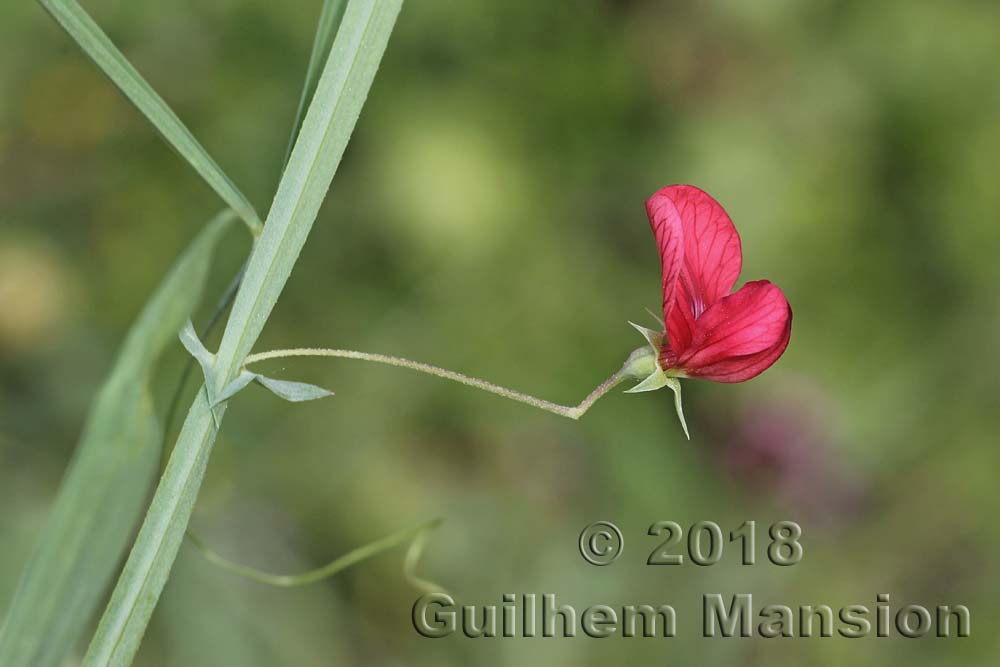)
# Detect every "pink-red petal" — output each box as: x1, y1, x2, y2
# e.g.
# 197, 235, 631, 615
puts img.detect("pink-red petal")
676, 280, 792, 383
646, 190, 684, 331
646, 185, 743, 358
